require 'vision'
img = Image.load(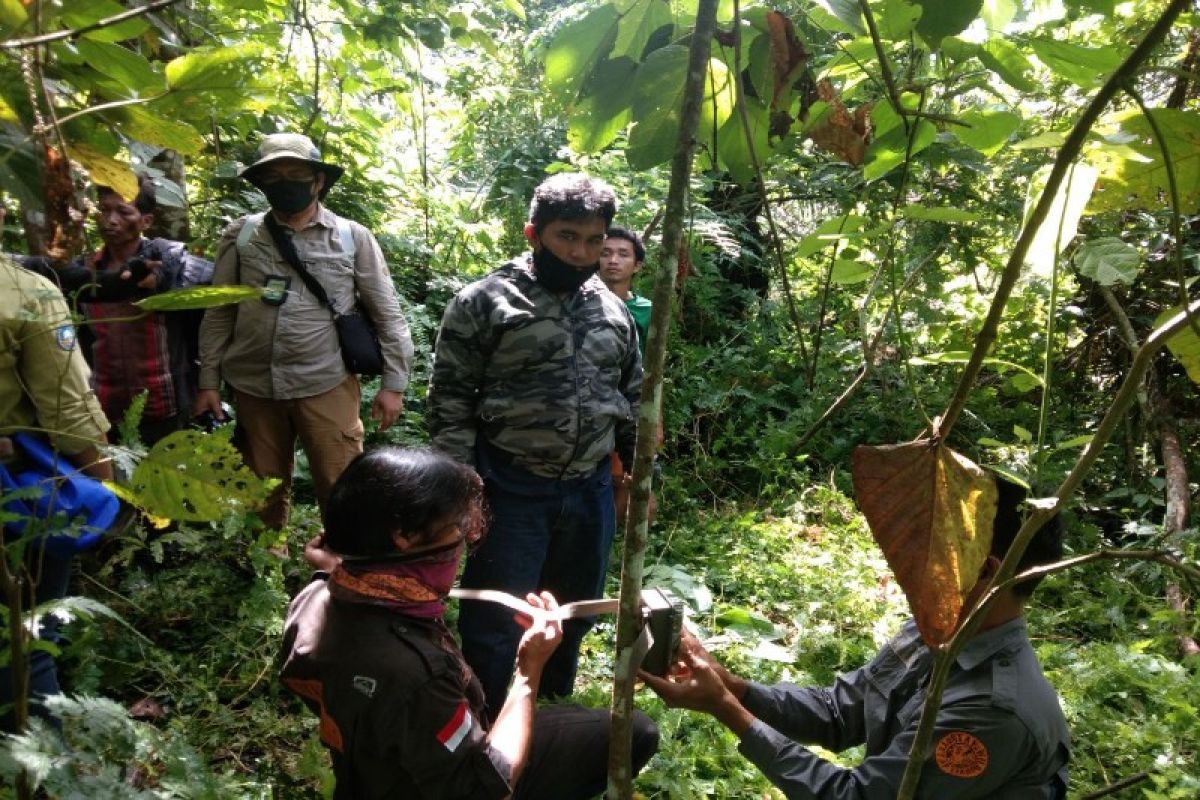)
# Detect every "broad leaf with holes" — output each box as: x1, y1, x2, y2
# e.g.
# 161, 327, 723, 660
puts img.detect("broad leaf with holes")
128, 430, 276, 522
852, 441, 998, 646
